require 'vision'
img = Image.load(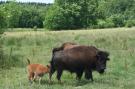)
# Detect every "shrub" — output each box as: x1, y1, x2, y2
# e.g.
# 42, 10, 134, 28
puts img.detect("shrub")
19, 9, 43, 28
97, 20, 107, 28
93, 19, 115, 29
0, 9, 6, 68
109, 14, 125, 27
33, 26, 37, 31
44, 4, 82, 30
0, 45, 5, 68
125, 20, 135, 27
0, 10, 6, 34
